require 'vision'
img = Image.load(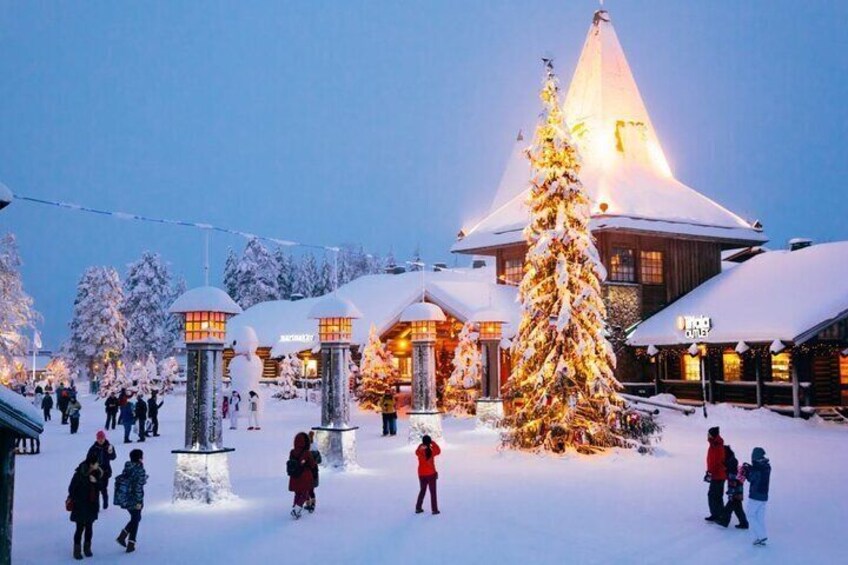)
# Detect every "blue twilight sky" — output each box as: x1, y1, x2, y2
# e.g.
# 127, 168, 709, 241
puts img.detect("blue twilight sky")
1, 1, 847, 348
